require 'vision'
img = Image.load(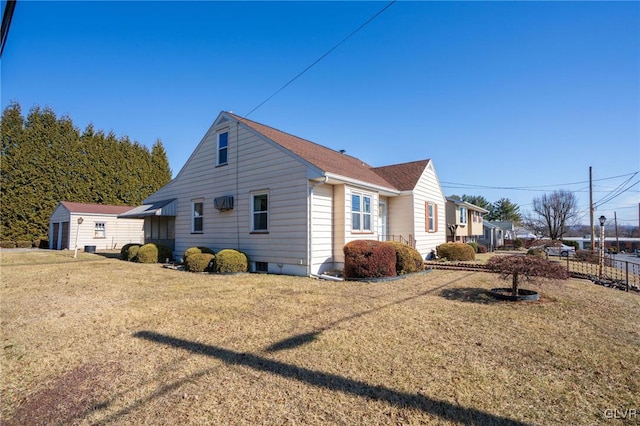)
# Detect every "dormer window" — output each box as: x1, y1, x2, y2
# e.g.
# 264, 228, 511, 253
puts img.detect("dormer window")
217, 131, 228, 166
